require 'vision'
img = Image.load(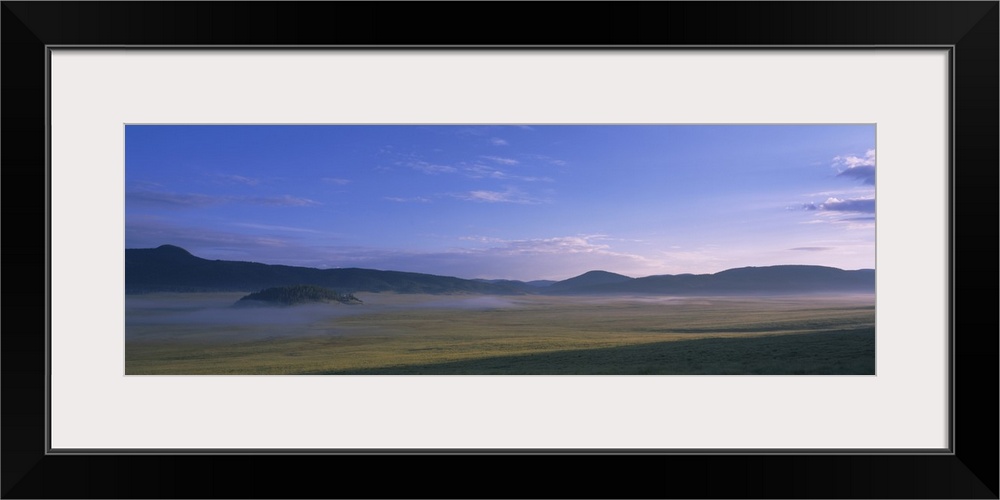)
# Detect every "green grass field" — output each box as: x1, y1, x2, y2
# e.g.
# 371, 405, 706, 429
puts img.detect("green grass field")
125, 293, 875, 375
